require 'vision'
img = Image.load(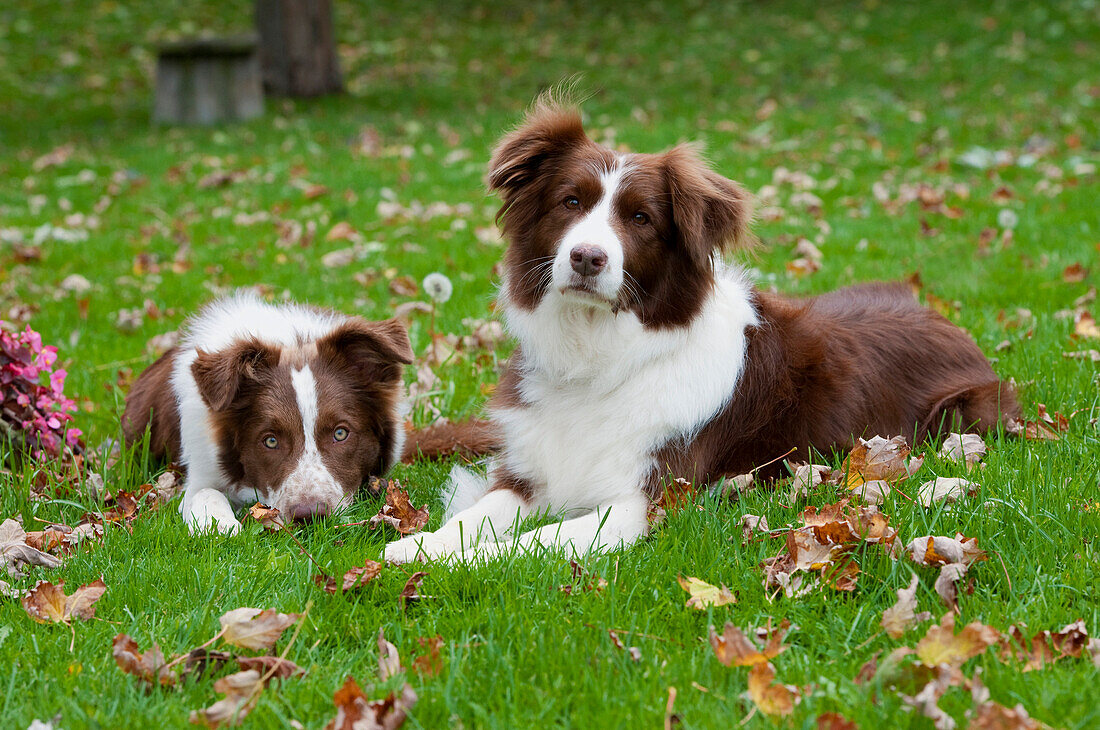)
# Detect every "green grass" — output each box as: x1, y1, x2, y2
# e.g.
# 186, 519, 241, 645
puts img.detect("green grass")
2, 0, 1099, 727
